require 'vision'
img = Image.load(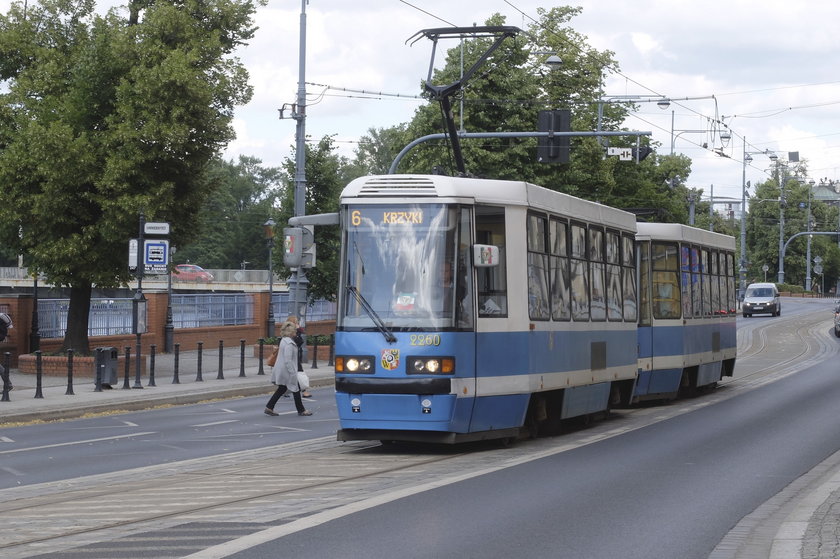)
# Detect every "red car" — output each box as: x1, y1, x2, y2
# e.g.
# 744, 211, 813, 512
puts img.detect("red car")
171, 264, 214, 282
